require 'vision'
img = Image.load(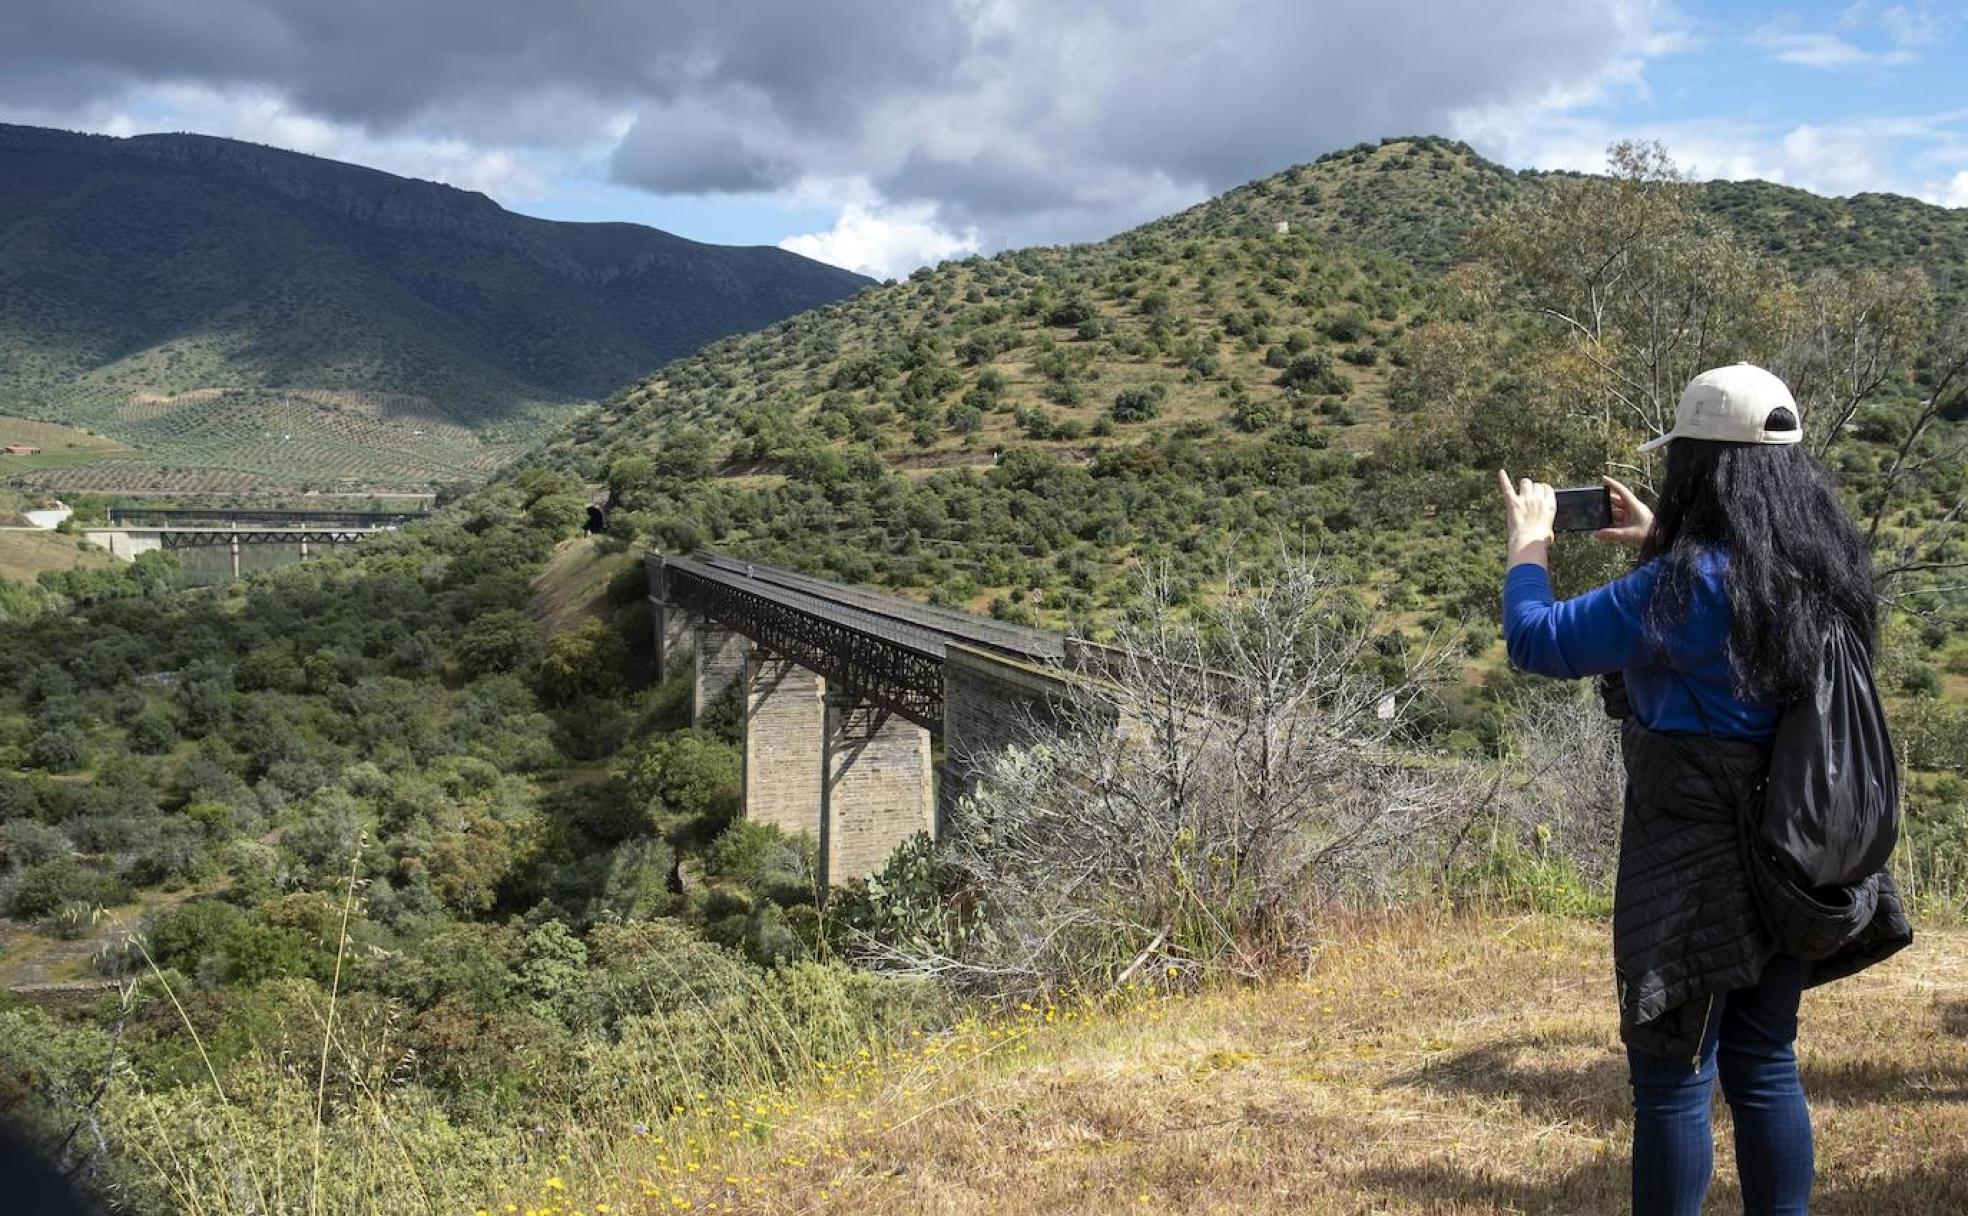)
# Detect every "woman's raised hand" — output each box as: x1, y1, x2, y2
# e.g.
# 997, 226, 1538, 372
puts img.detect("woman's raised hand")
1497, 468, 1556, 566
1595, 475, 1654, 549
